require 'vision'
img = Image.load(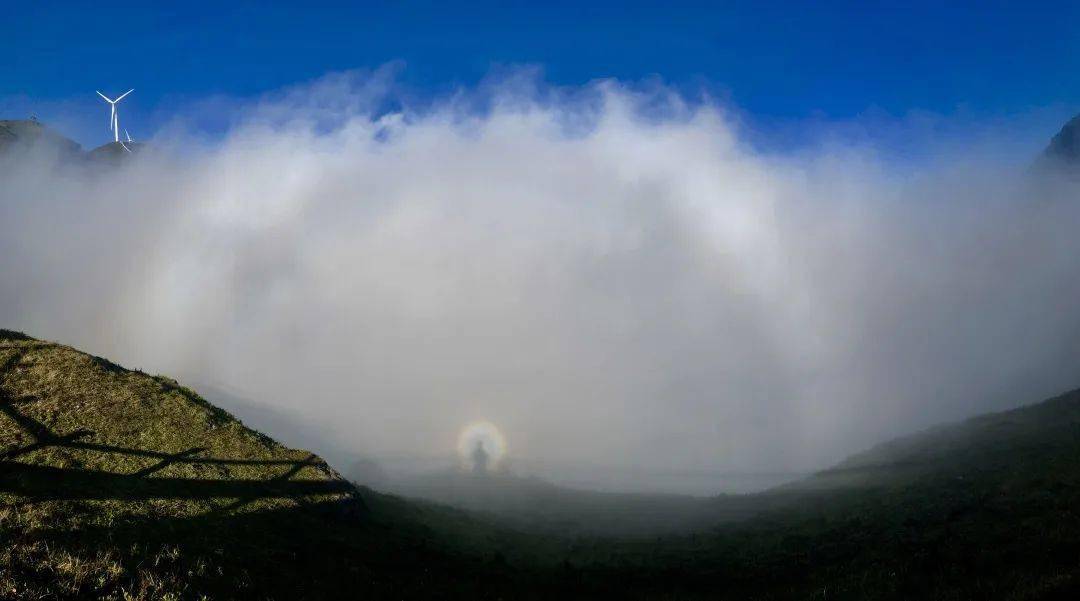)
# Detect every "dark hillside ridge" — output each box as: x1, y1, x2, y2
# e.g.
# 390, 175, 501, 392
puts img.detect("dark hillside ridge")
85, 140, 147, 162
1044, 113, 1080, 164
1038, 112, 1080, 176
0, 120, 82, 157
576, 385, 1080, 600
789, 386, 1080, 490
0, 119, 143, 164
0, 331, 551, 599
